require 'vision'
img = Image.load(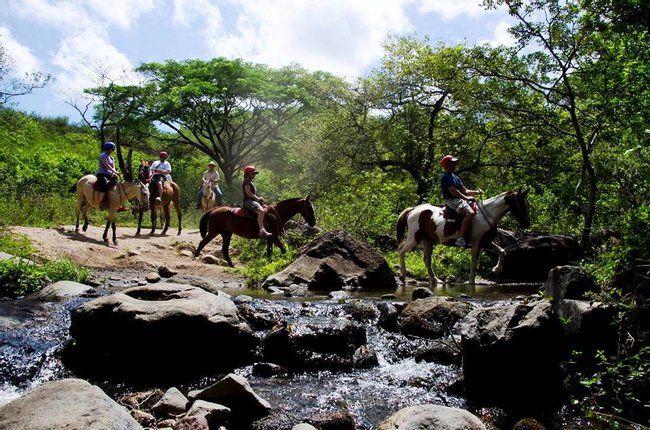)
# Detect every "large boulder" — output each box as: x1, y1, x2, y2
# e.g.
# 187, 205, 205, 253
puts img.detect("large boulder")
398, 296, 475, 339
377, 404, 486, 430
490, 231, 582, 282
460, 301, 567, 414
544, 265, 600, 308
262, 230, 397, 291
0, 378, 142, 430
64, 283, 257, 382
